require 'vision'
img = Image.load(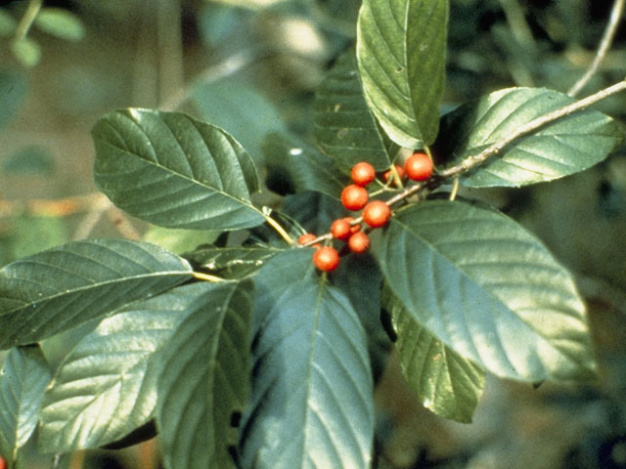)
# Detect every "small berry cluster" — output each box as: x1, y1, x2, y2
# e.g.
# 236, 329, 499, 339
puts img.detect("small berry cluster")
299, 151, 434, 272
